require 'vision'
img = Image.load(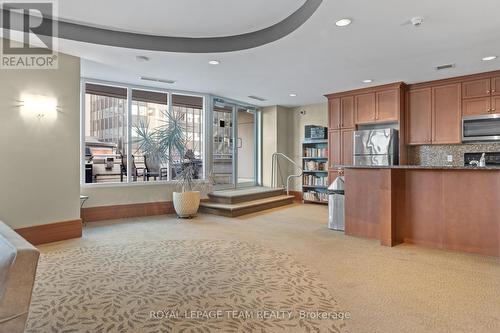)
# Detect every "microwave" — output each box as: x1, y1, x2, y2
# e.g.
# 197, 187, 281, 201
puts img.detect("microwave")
462, 114, 500, 142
